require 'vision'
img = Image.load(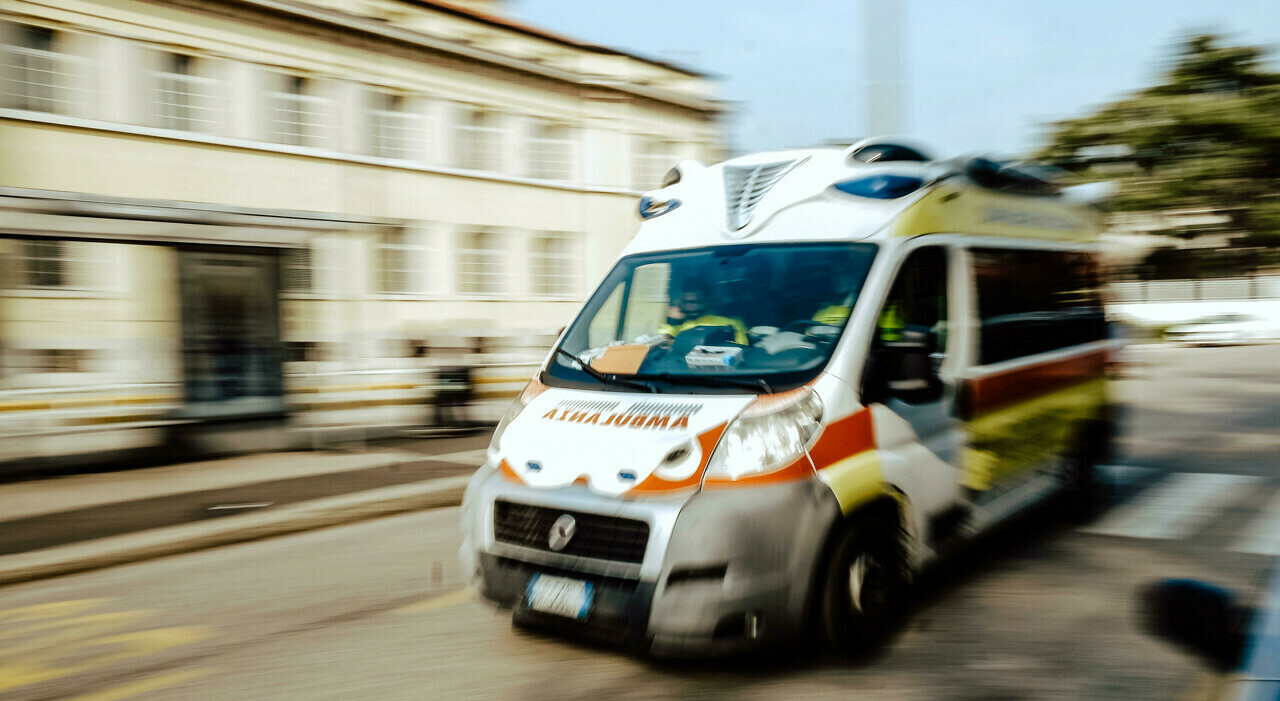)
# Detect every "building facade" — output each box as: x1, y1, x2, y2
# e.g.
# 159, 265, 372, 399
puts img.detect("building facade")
0, 0, 723, 464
